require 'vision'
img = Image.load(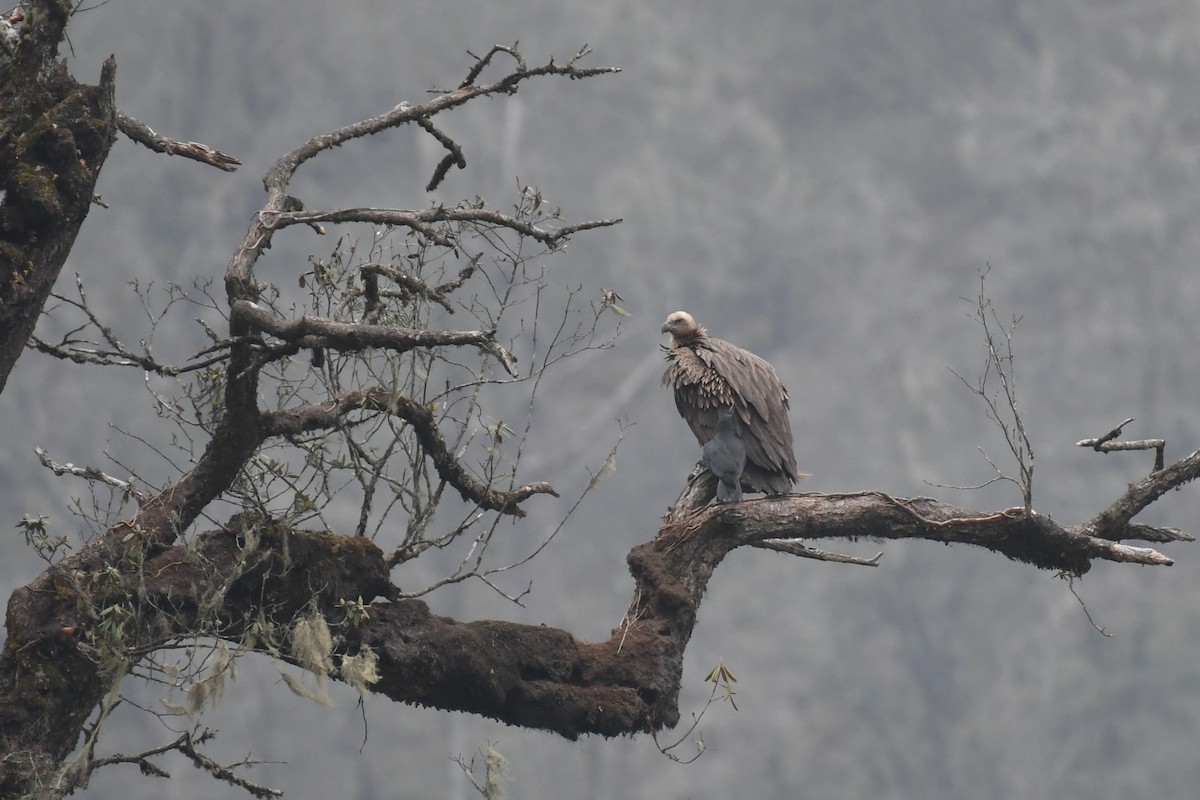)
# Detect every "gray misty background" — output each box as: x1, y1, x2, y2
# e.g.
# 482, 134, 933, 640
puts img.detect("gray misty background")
3, 1, 1200, 798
